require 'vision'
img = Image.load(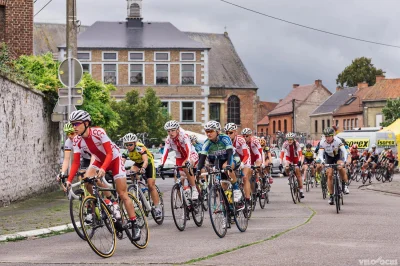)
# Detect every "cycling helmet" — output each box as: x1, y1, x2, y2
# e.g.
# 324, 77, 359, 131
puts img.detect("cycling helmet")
224, 123, 238, 132
384, 146, 389, 150
69, 110, 91, 122
63, 122, 74, 134
323, 127, 335, 136
352, 144, 358, 149
241, 128, 252, 135
204, 120, 221, 131
371, 144, 377, 148
123, 133, 138, 144
300, 143, 305, 149
306, 143, 312, 149
286, 132, 296, 139
164, 120, 180, 130
189, 135, 197, 142
260, 138, 266, 146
